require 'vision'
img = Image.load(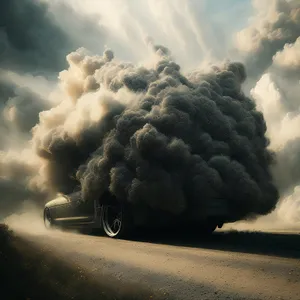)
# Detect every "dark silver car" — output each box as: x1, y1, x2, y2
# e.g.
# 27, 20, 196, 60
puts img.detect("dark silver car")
44, 191, 226, 238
